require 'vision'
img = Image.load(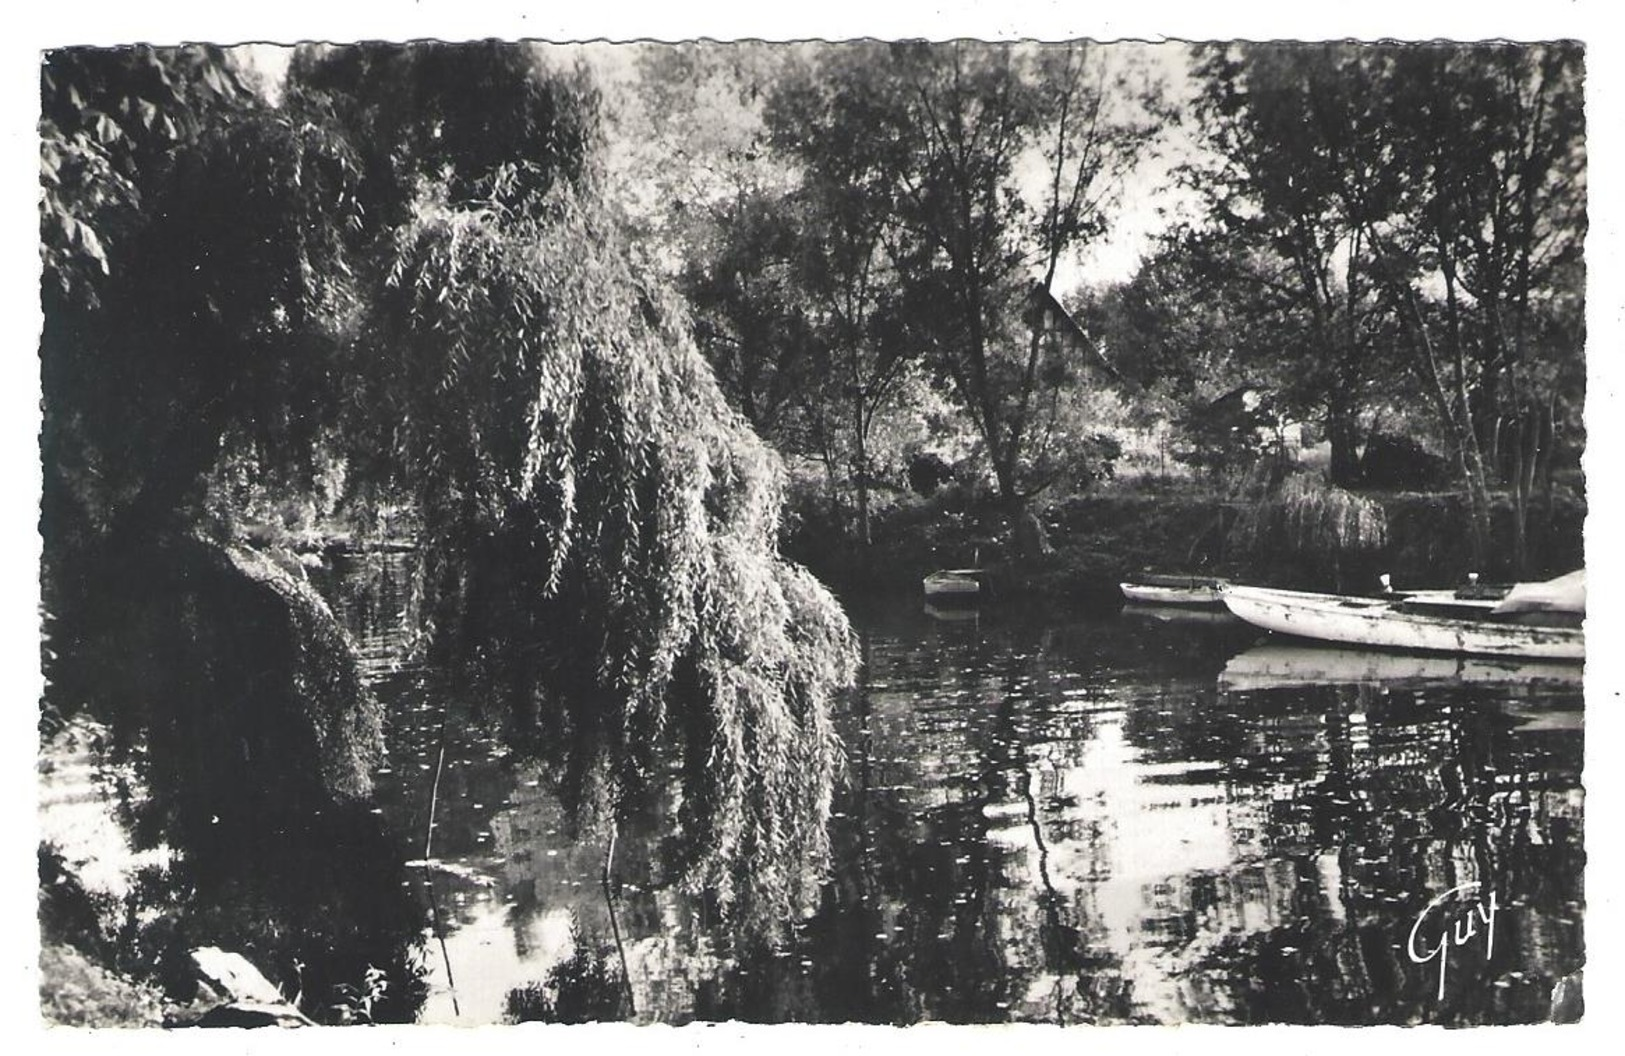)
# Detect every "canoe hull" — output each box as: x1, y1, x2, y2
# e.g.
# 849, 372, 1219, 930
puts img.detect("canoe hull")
1221, 585, 1584, 661
1119, 583, 1225, 606
1120, 601, 1239, 627
923, 570, 981, 598
923, 601, 980, 622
